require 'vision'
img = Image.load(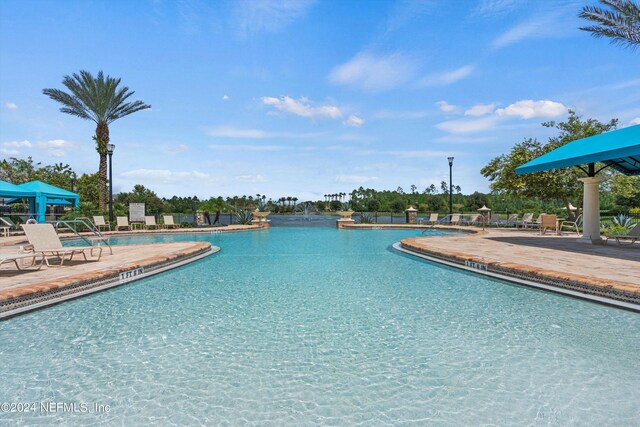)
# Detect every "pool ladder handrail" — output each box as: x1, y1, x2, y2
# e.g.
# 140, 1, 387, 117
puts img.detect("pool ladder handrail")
48, 218, 111, 250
